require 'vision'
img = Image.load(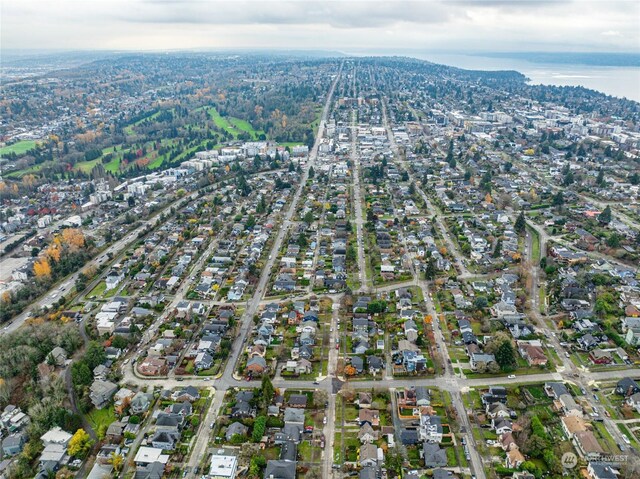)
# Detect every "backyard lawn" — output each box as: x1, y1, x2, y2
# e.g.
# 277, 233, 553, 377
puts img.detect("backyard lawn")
87, 407, 116, 438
